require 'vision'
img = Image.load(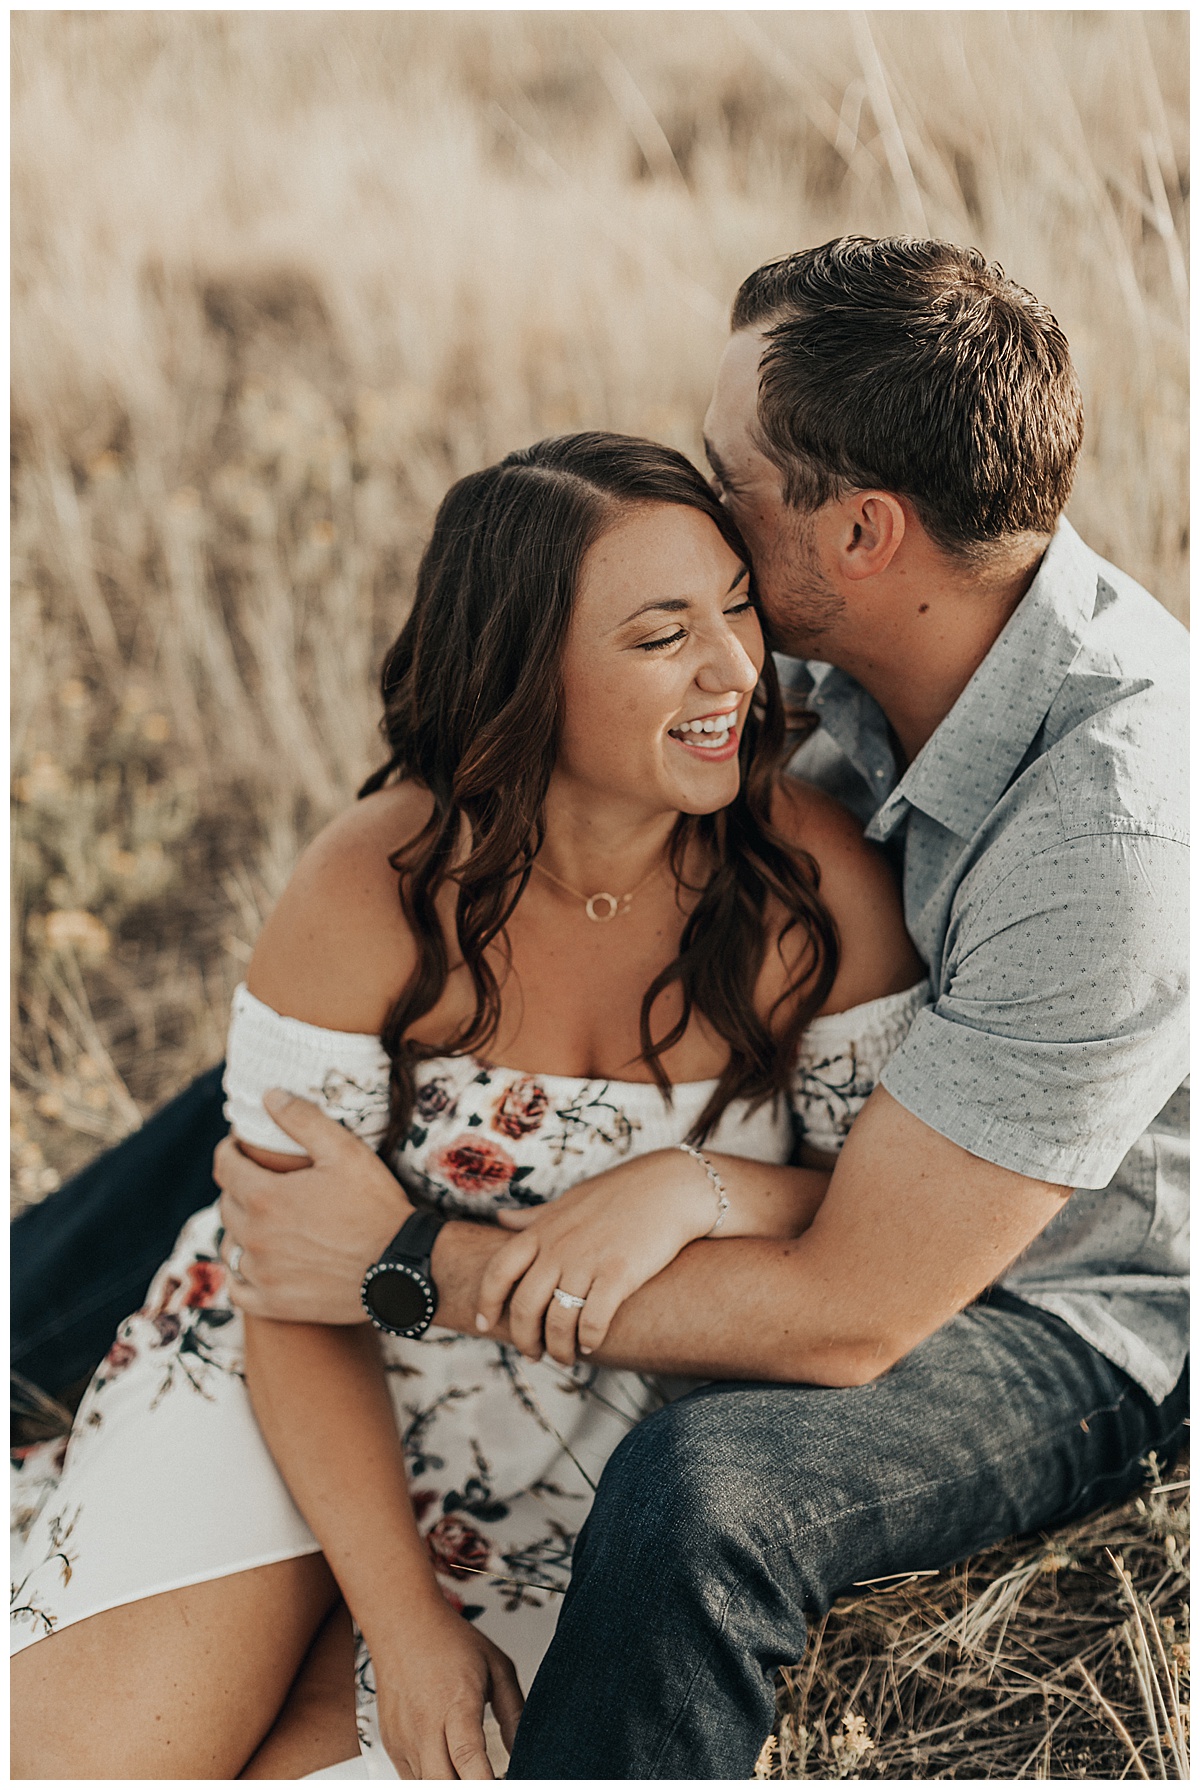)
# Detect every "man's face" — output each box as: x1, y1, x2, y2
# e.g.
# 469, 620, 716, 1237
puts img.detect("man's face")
702, 327, 845, 658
